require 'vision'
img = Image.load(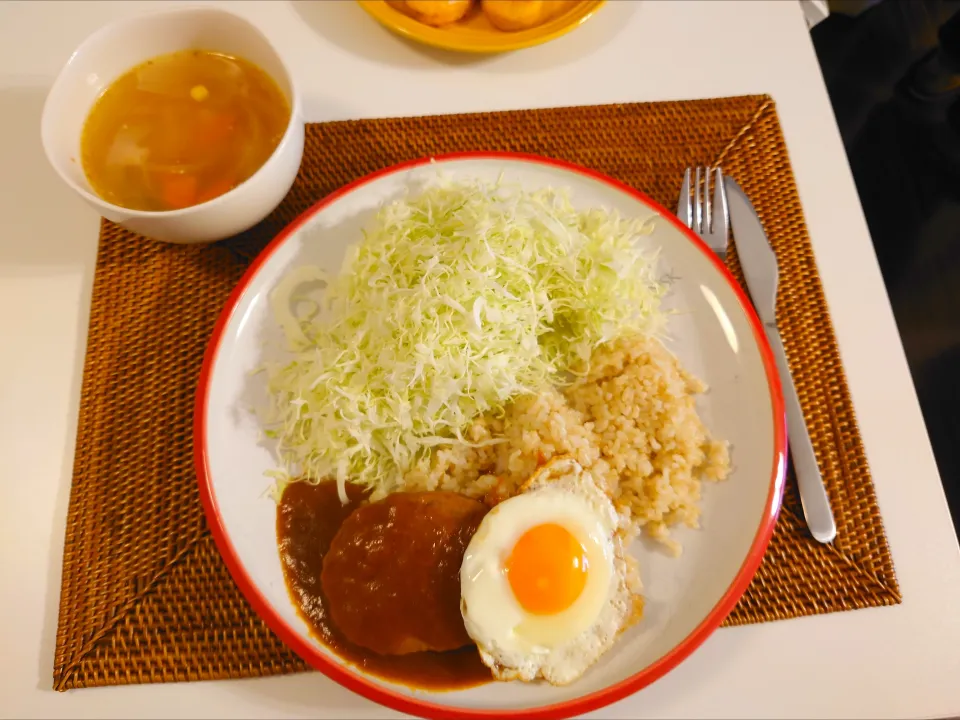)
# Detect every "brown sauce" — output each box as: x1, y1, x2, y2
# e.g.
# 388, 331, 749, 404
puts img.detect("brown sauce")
276, 479, 493, 691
